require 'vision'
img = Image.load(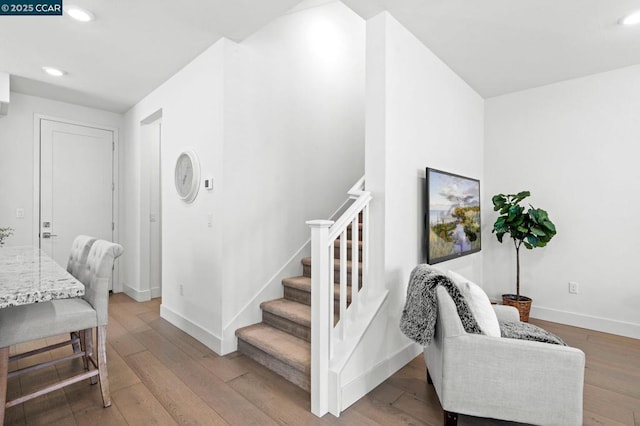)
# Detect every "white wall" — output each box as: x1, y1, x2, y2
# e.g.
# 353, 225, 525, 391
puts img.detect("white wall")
0, 92, 123, 248
122, 1, 366, 353
342, 10, 484, 395
122, 40, 226, 348
220, 1, 365, 342
484, 65, 640, 338
0, 72, 9, 114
